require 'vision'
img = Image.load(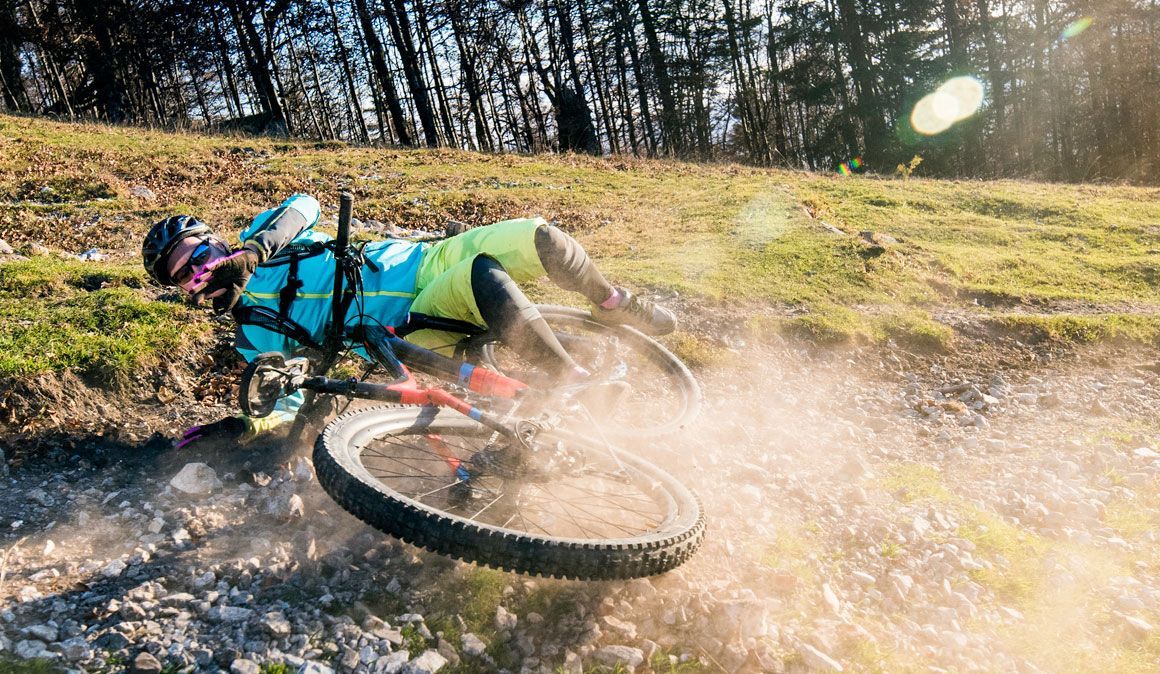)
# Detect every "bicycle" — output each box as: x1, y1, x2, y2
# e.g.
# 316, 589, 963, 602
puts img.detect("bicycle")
237, 192, 705, 580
